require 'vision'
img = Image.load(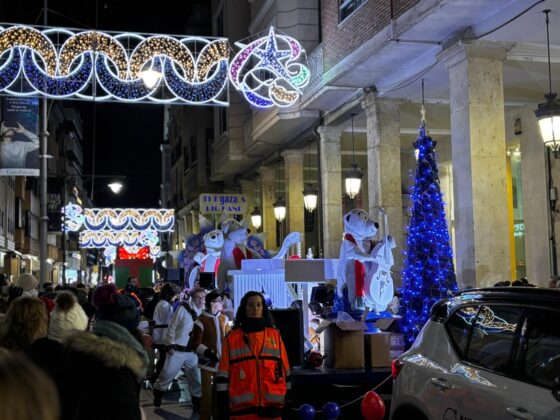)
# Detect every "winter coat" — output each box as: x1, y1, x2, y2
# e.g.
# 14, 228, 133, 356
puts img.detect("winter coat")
28, 320, 148, 420
216, 327, 290, 419
190, 310, 229, 372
